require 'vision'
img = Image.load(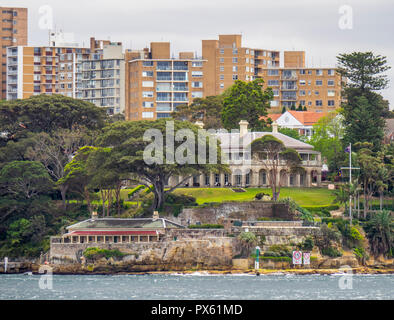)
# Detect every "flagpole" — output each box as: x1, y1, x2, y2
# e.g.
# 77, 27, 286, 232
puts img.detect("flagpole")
349, 143, 352, 225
